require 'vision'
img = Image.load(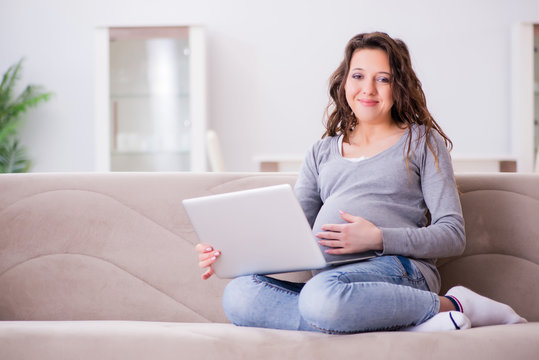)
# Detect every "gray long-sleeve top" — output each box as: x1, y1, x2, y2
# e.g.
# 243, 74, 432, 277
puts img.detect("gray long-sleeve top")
293, 125, 466, 293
